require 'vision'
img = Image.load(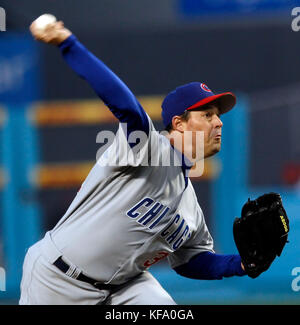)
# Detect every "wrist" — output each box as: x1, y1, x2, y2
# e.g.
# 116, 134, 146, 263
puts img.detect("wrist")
55, 29, 72, 46
235, 256, 246, 276
58, 34, 77, 50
